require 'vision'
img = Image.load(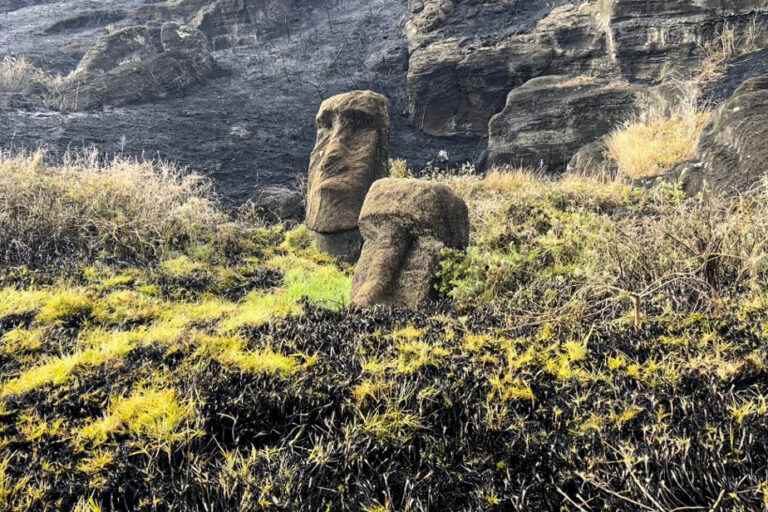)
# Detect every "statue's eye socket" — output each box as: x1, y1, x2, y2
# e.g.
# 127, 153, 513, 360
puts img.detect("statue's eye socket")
346, 112, 374, 130
317, 114, 333, 130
